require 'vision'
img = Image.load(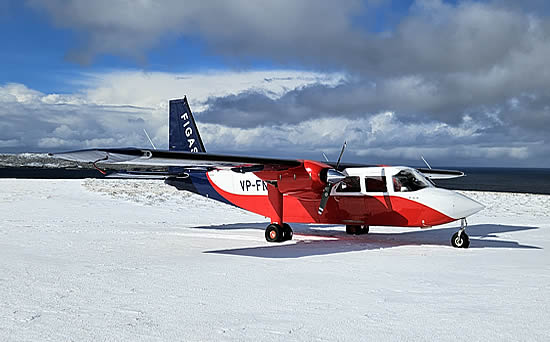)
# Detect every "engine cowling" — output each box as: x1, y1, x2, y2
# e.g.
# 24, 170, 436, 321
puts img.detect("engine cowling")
276, 160, 327, 194
254, 160, 347, 200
